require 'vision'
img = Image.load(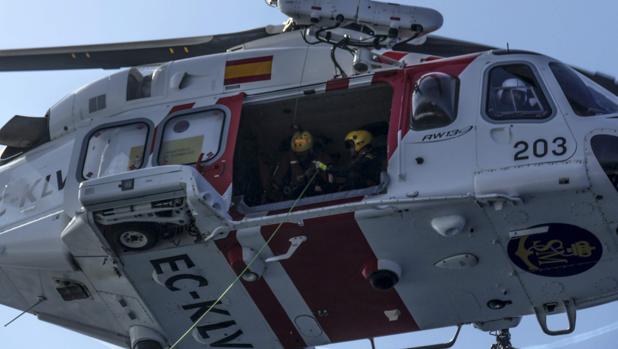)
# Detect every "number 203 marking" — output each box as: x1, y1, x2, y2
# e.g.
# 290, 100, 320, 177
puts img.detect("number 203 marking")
514, 137, 568, 161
